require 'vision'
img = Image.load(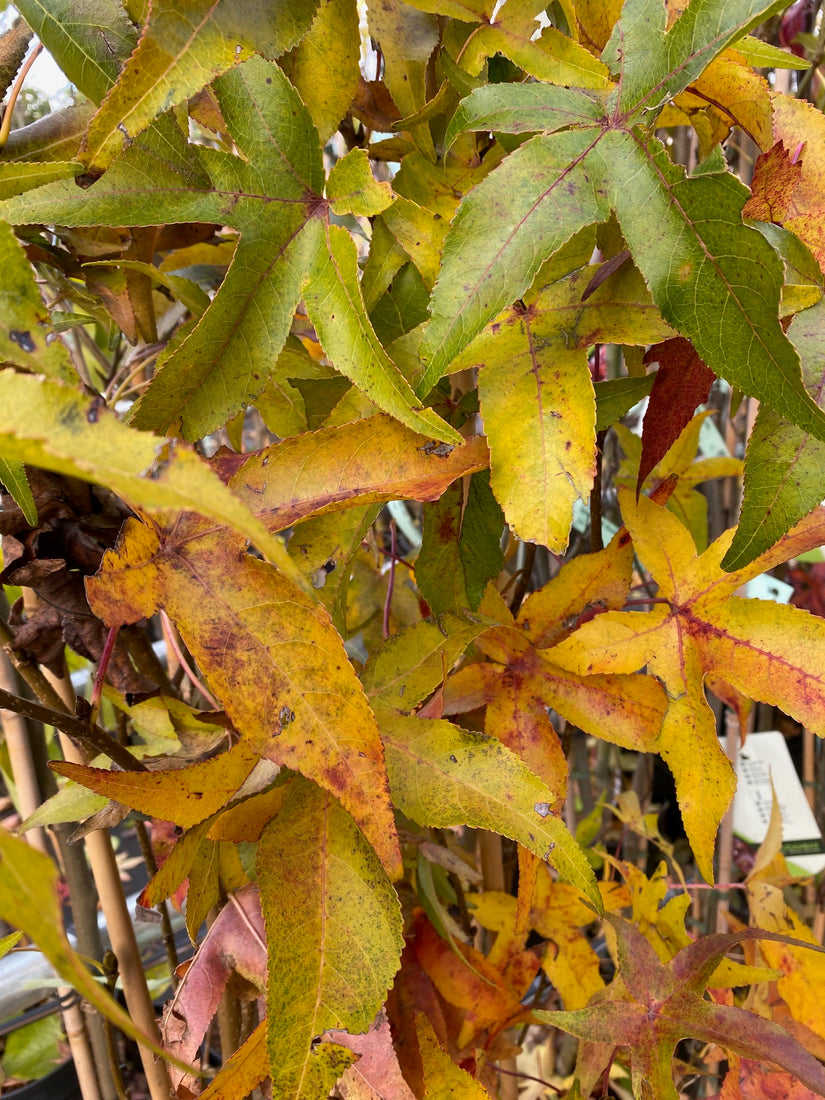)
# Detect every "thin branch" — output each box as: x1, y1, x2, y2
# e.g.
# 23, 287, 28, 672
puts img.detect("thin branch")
382, 519, 397, 639
0, 41, 43, 147
0, 685, 147, 772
